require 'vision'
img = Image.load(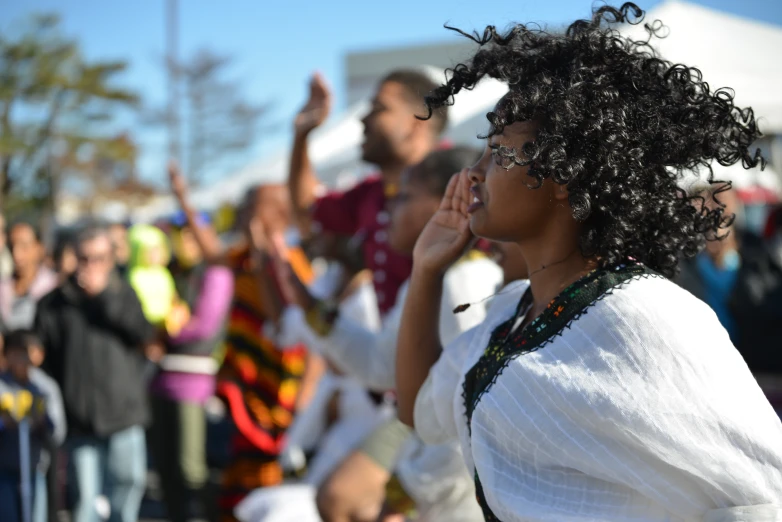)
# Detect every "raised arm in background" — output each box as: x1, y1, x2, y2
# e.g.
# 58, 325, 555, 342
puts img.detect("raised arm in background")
289, 73, 332, 236
169, 161, 223, 263
247, 217, 290, 327
245, 216, 325, 411
395, 170, 473, 426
